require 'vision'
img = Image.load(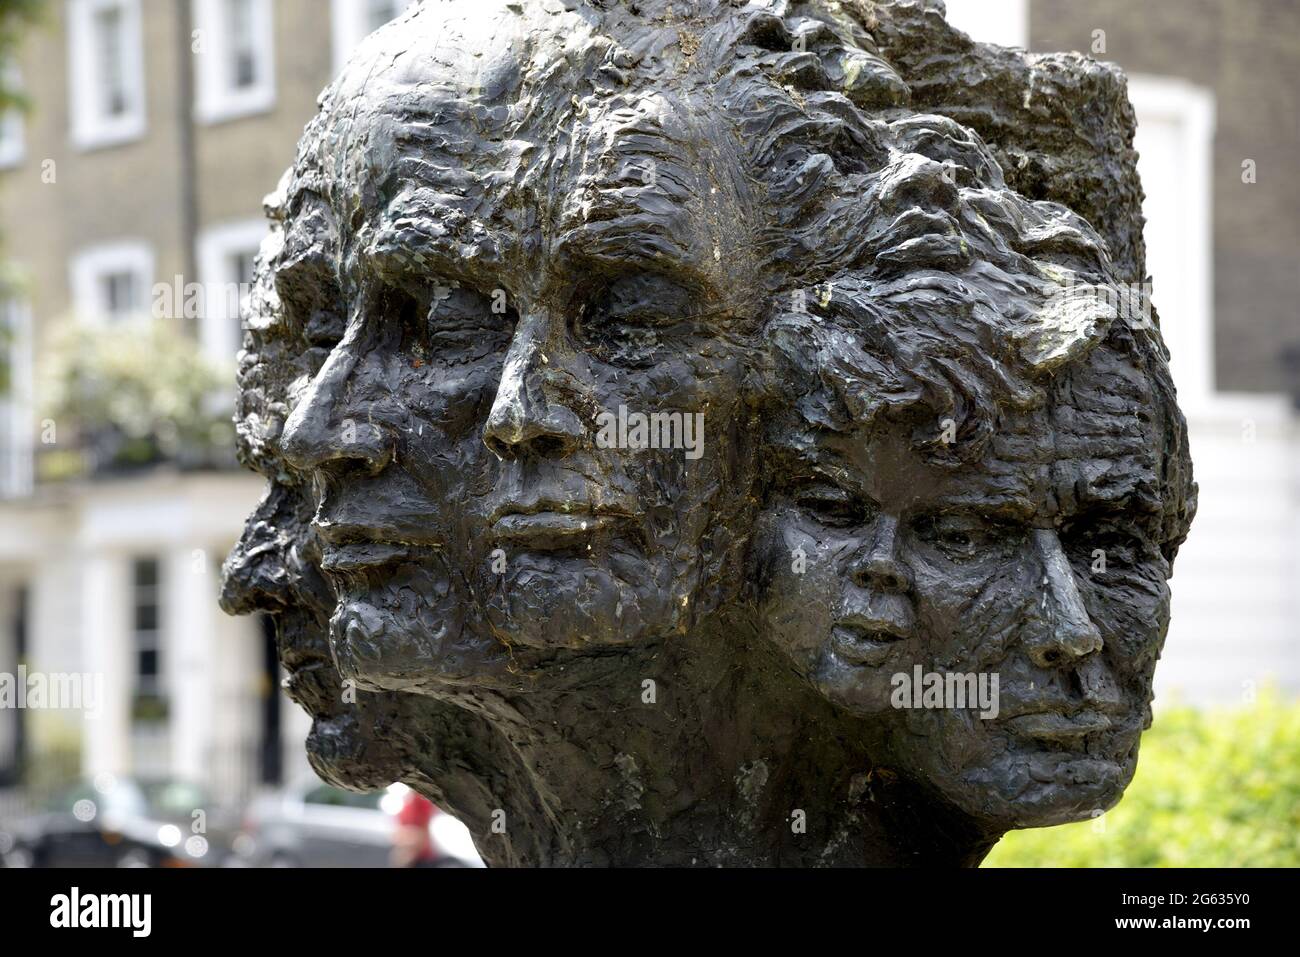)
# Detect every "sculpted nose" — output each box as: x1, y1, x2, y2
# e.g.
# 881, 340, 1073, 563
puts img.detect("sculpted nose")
878, 153, 960, 215
1026, 528, 1104, 668
483, 312, 584, 460
849, 515, 912, 593
280, 342, 393, 472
